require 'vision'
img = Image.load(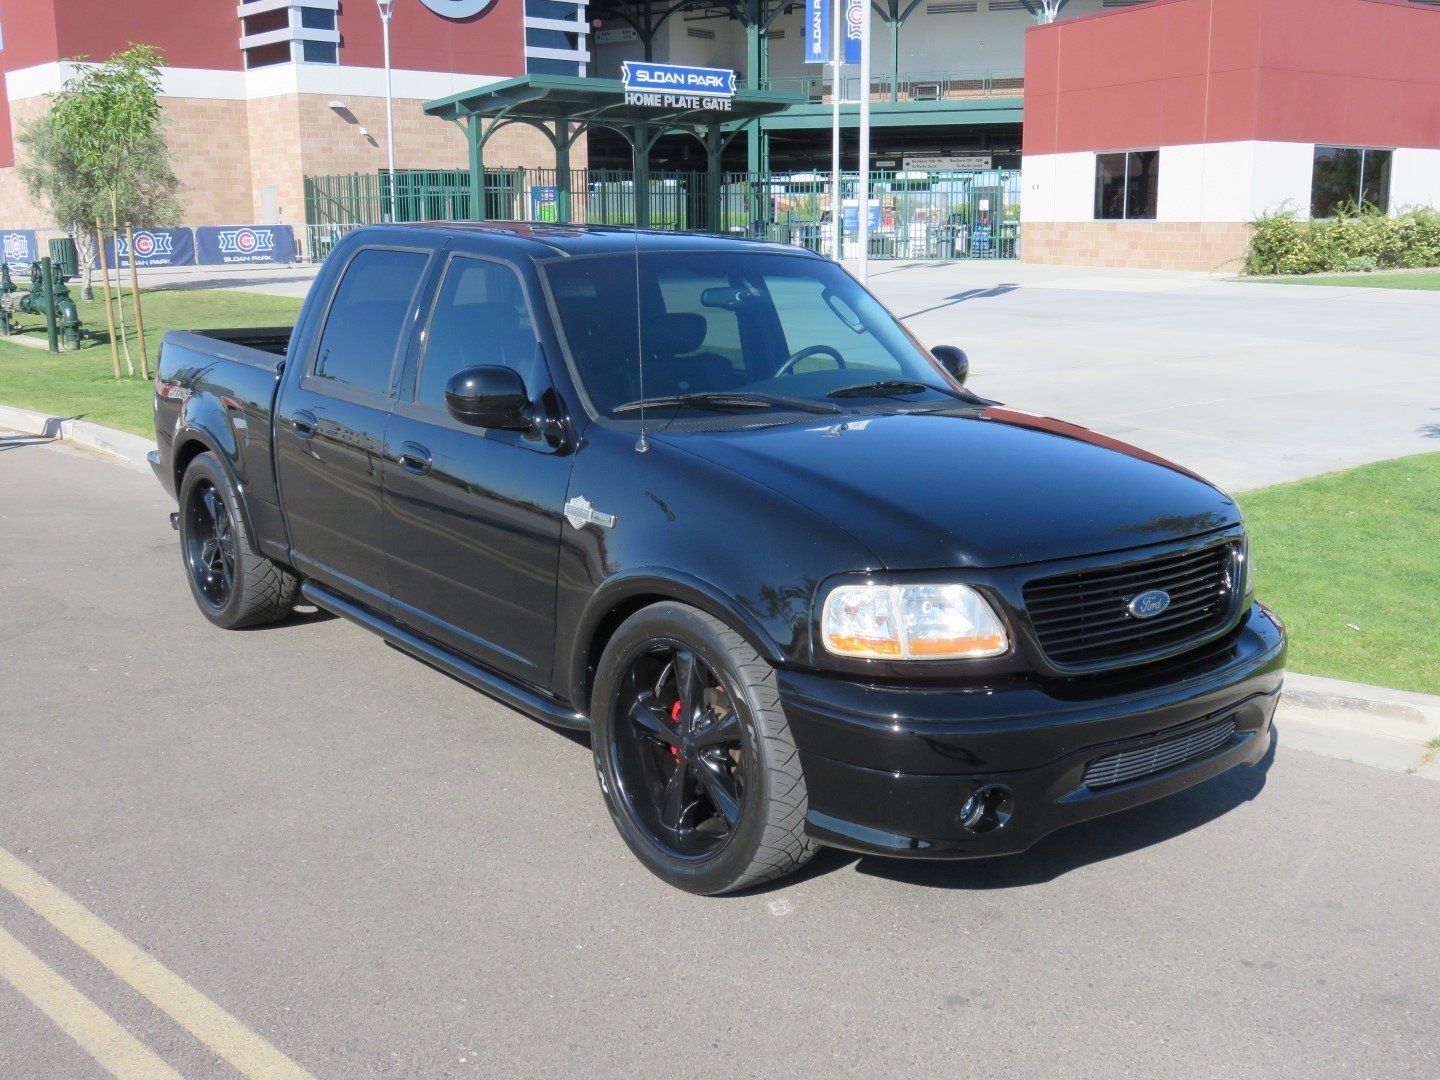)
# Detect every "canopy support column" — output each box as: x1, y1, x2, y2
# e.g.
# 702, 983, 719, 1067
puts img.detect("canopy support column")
634, 122, 651, 229
705, 122, 723, 233
466, 118, 486, 221
554, 121, 573, 222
